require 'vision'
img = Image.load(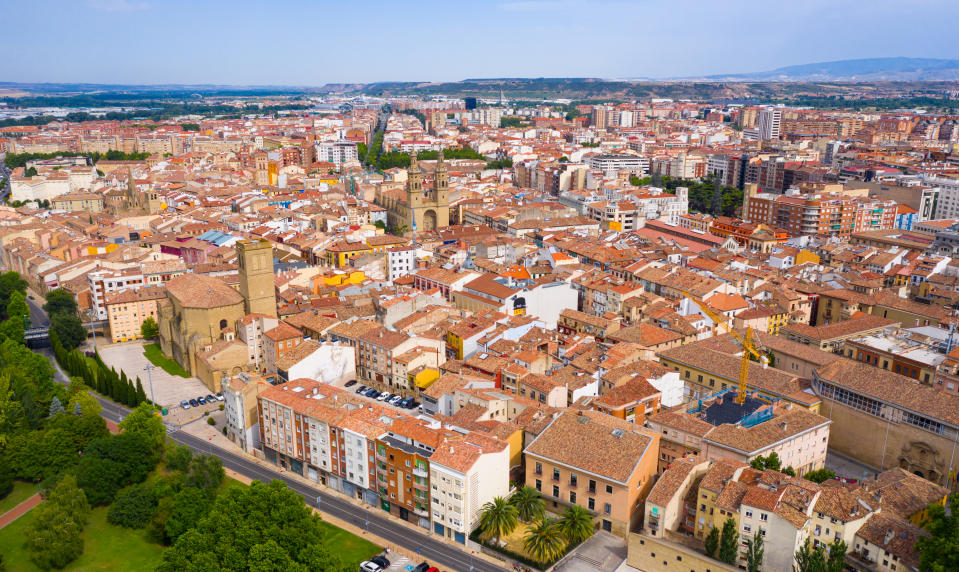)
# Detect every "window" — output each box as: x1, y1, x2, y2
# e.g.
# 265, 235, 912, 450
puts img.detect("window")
588, 498, 595, 510
553, 468, 560, 481
589, 479, 597, 493
745, 510, 752, 518
570, 474, 578, 487
760, 513, 768, 522
569, 491, 576, 504
606, 484, 613, 494
535, 479, 541, 492
553, 485, 559, 498
535, 462, 542, 475
604, 503, 611, 515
